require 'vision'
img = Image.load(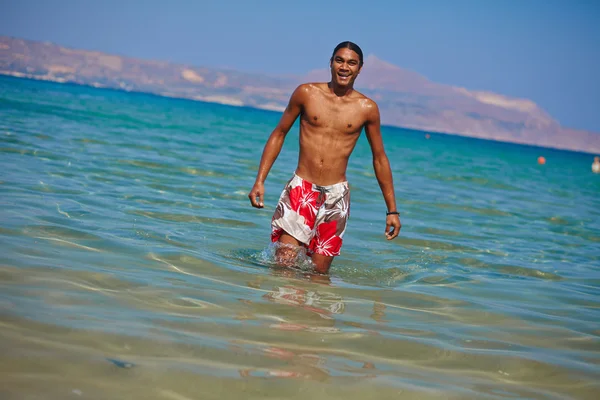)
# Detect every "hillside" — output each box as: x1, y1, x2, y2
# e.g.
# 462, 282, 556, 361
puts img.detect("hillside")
1, 36, 598, 153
